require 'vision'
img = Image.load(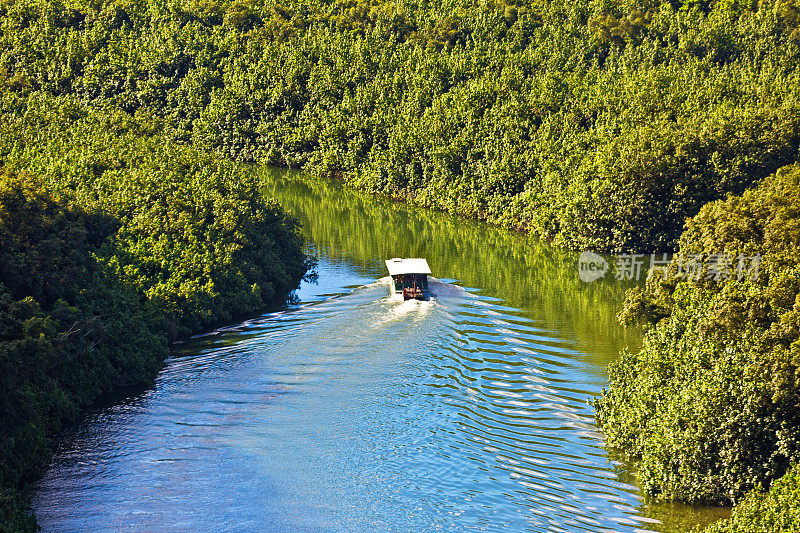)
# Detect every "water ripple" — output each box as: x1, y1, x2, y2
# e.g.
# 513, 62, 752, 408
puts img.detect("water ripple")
34, 276, 657, 532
